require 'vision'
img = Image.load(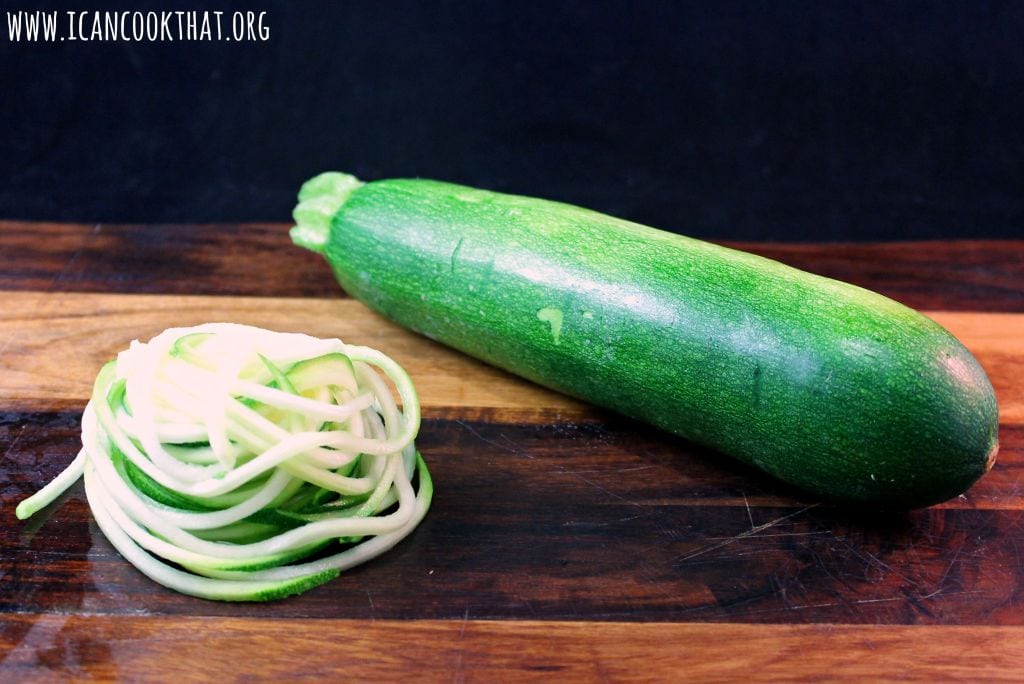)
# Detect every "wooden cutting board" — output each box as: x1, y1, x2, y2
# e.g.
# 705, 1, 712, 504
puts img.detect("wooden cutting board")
2, 222, 1022, 680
